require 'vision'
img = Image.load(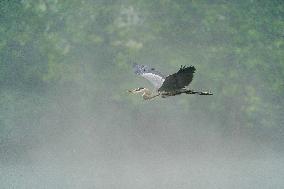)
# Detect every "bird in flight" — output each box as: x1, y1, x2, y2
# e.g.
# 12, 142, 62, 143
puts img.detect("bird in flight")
128, 64, 213, 100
